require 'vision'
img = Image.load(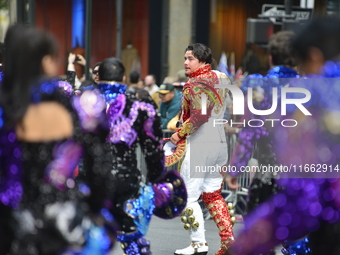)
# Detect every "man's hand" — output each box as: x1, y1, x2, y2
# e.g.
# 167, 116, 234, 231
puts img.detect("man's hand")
170, 132, 180, 145
225, 176, 240, 191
